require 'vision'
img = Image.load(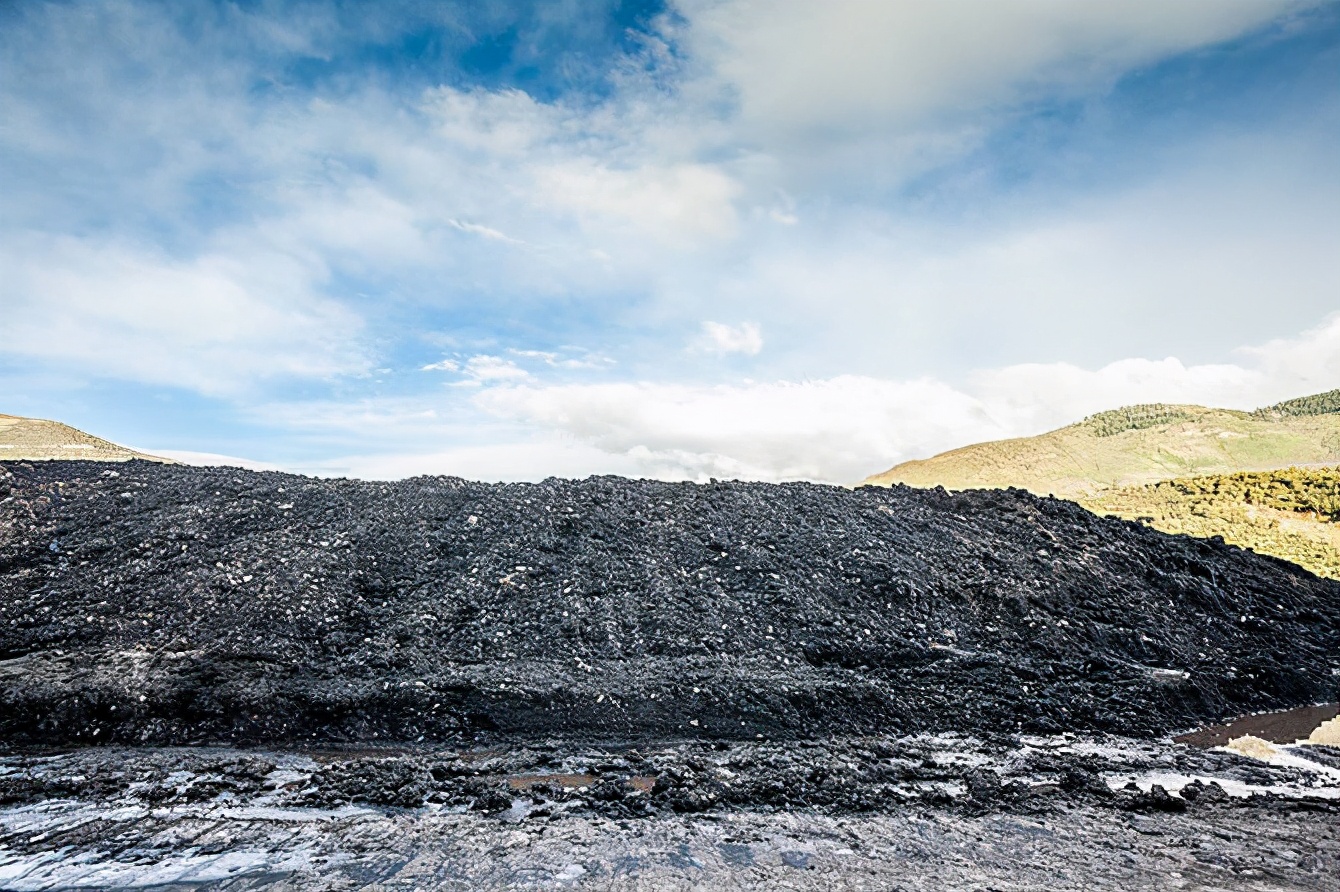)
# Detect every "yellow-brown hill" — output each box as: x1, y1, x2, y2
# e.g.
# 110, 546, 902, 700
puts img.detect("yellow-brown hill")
863, 392, 1340, 499
862, 389, 1340, 579
0, 414, 174, 464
